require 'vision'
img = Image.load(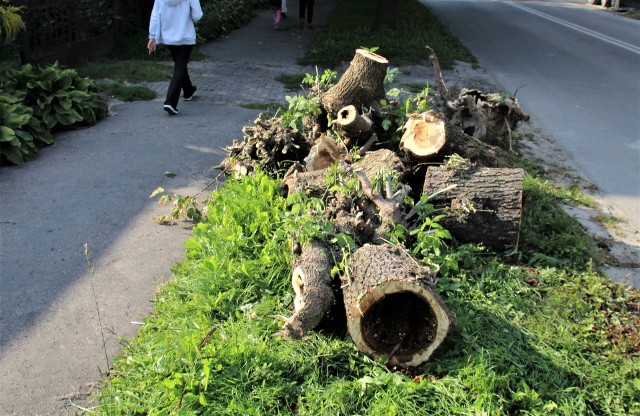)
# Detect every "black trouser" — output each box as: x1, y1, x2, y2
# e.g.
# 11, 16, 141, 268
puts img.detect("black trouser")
165, 44, 194, 108
299, 0, 314, 23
